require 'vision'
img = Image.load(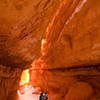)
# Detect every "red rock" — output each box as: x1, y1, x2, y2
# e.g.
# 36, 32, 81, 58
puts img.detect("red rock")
30, 0, 100, 100
0, 0, 100, 100
0, 0, 59, 68
0, 0, 59, 99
